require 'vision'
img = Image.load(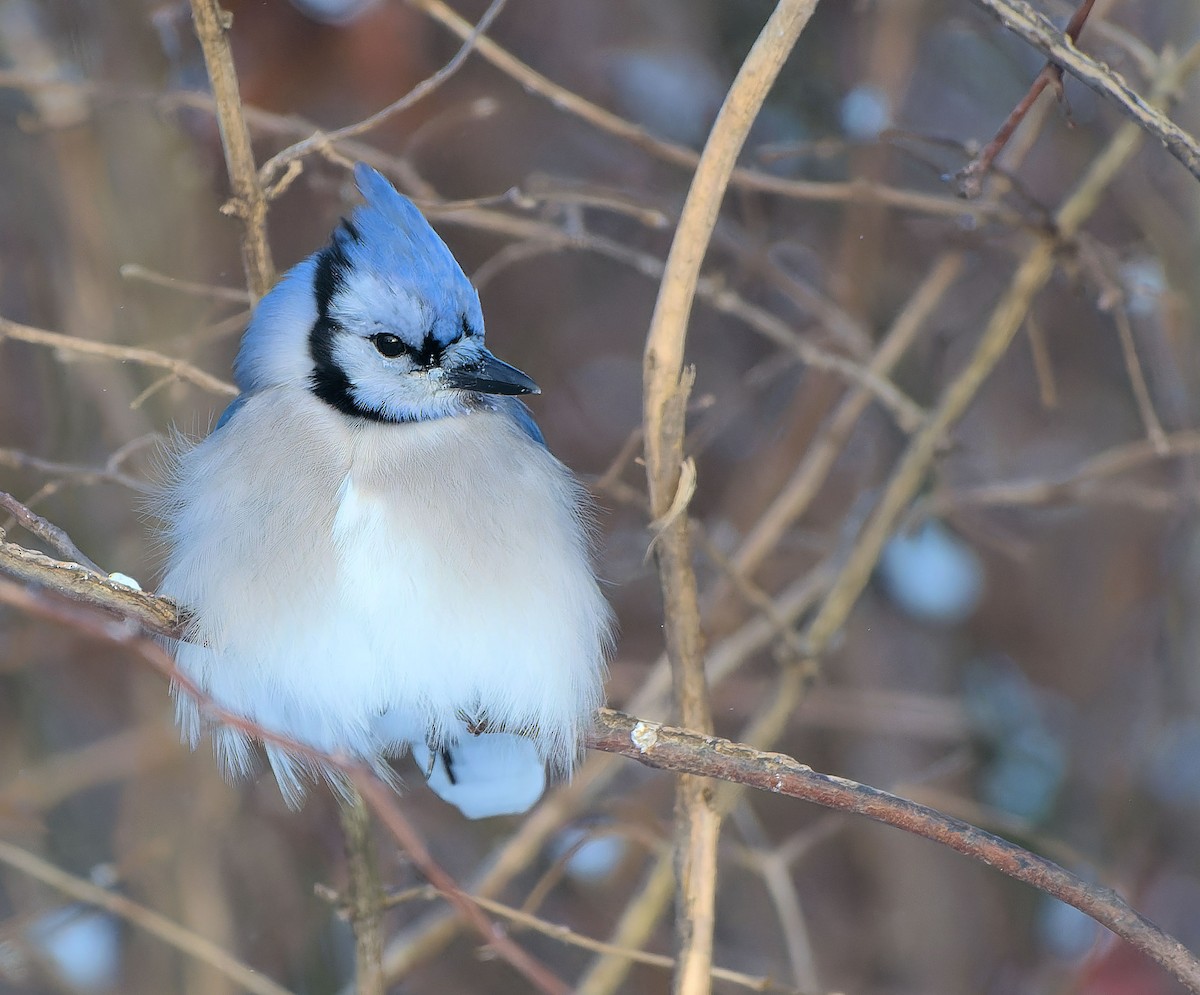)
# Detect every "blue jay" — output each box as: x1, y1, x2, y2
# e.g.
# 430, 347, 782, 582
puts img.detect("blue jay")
155, 164, 612, 818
